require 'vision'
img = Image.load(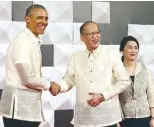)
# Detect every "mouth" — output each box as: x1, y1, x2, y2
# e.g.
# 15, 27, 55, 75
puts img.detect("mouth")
91, 39, 98, 44
37, 24, 46, 31
130, 54, 136, 56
